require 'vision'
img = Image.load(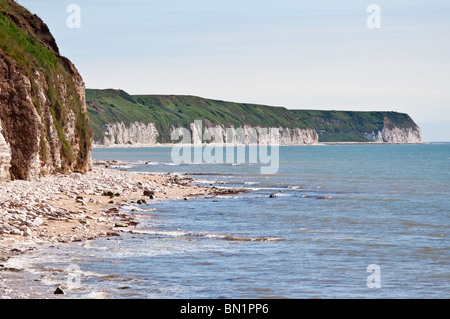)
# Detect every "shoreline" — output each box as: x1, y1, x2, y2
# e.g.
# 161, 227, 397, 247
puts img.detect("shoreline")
92, 142, 427, 149
0, 161, 223, 298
